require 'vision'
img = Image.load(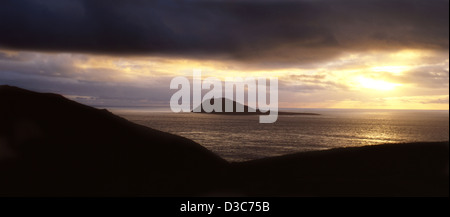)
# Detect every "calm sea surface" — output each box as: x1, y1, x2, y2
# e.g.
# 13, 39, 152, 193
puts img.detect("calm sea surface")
112, 109, 449, 162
